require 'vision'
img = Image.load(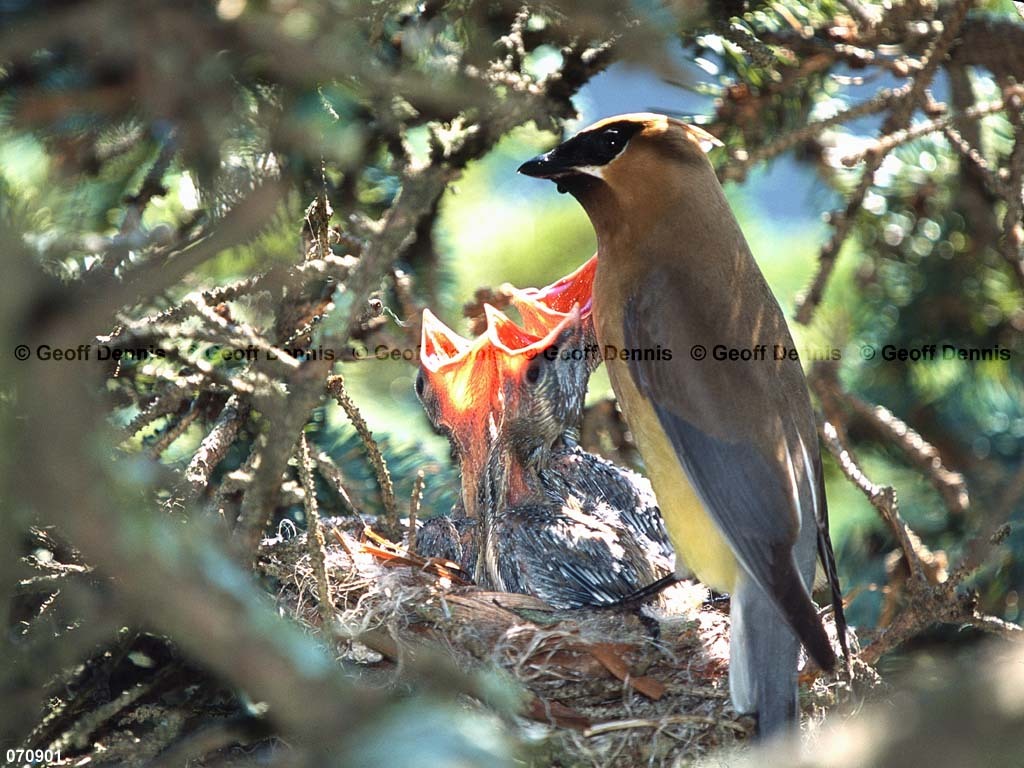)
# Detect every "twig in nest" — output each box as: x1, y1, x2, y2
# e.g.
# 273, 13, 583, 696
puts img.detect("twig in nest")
298, 432, 334, 627
325, 375, 398, 530
329, 526, 356, 558
583, 714, 748, 738
408, 469, 425, 554
359, 525, 468, 585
